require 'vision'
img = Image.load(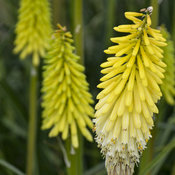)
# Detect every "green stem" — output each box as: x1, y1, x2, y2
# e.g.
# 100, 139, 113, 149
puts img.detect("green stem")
66, 132, 83, 175
52, 0, 65, 26
76, 132, 83, 175
73, 0, 84, 64
66, 0, 84, 174
26, 65, 38, 175
105, 0, 117, 47
151, 0, 159, 28
66, 138, 76, 175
